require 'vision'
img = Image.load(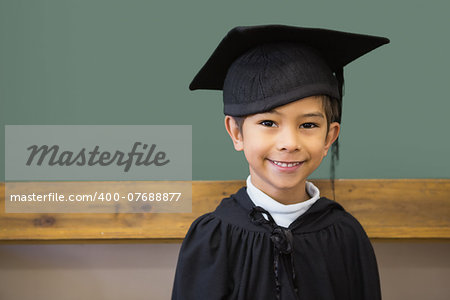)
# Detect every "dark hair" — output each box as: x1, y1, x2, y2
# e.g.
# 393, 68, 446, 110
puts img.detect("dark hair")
232, 116, 246, 133
231, 94, 342, 199
322, 95, 341, 200
320, 95, 341, 131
